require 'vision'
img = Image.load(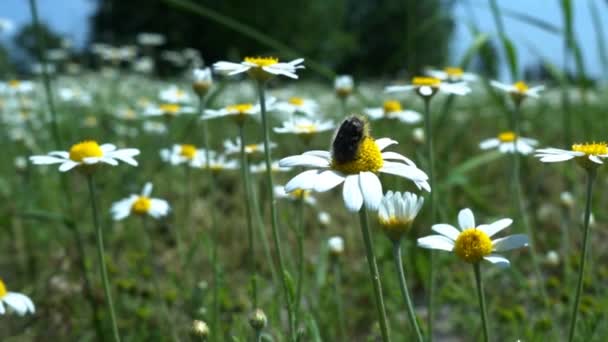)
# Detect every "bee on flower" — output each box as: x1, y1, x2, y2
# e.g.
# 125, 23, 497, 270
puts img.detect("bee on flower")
160, 144, 206, 167
29, 140, 140, 172
364, 100, 422, 124
479, 131, 538, 155
214, 56, 304, 80
385, 76, 471, 98
111, 182, 170, 221
0, 278, 35, 316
